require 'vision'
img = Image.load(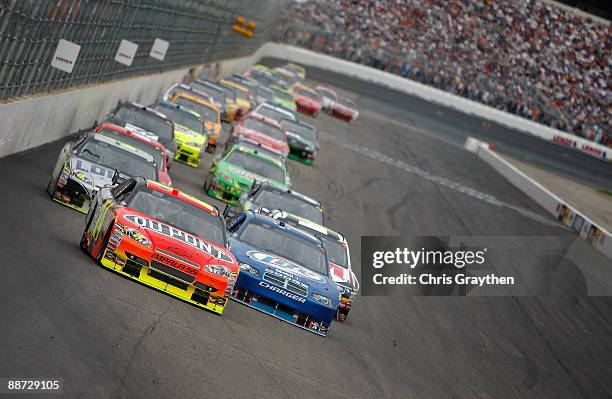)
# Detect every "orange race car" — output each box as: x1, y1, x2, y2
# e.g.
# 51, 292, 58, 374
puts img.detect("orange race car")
80, 177, 238, 314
